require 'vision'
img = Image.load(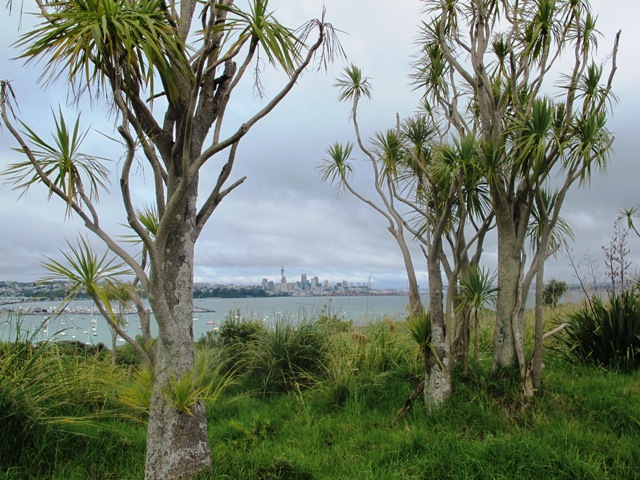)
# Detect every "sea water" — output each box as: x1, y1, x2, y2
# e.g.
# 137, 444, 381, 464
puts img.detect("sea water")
0, 294, 424, 346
